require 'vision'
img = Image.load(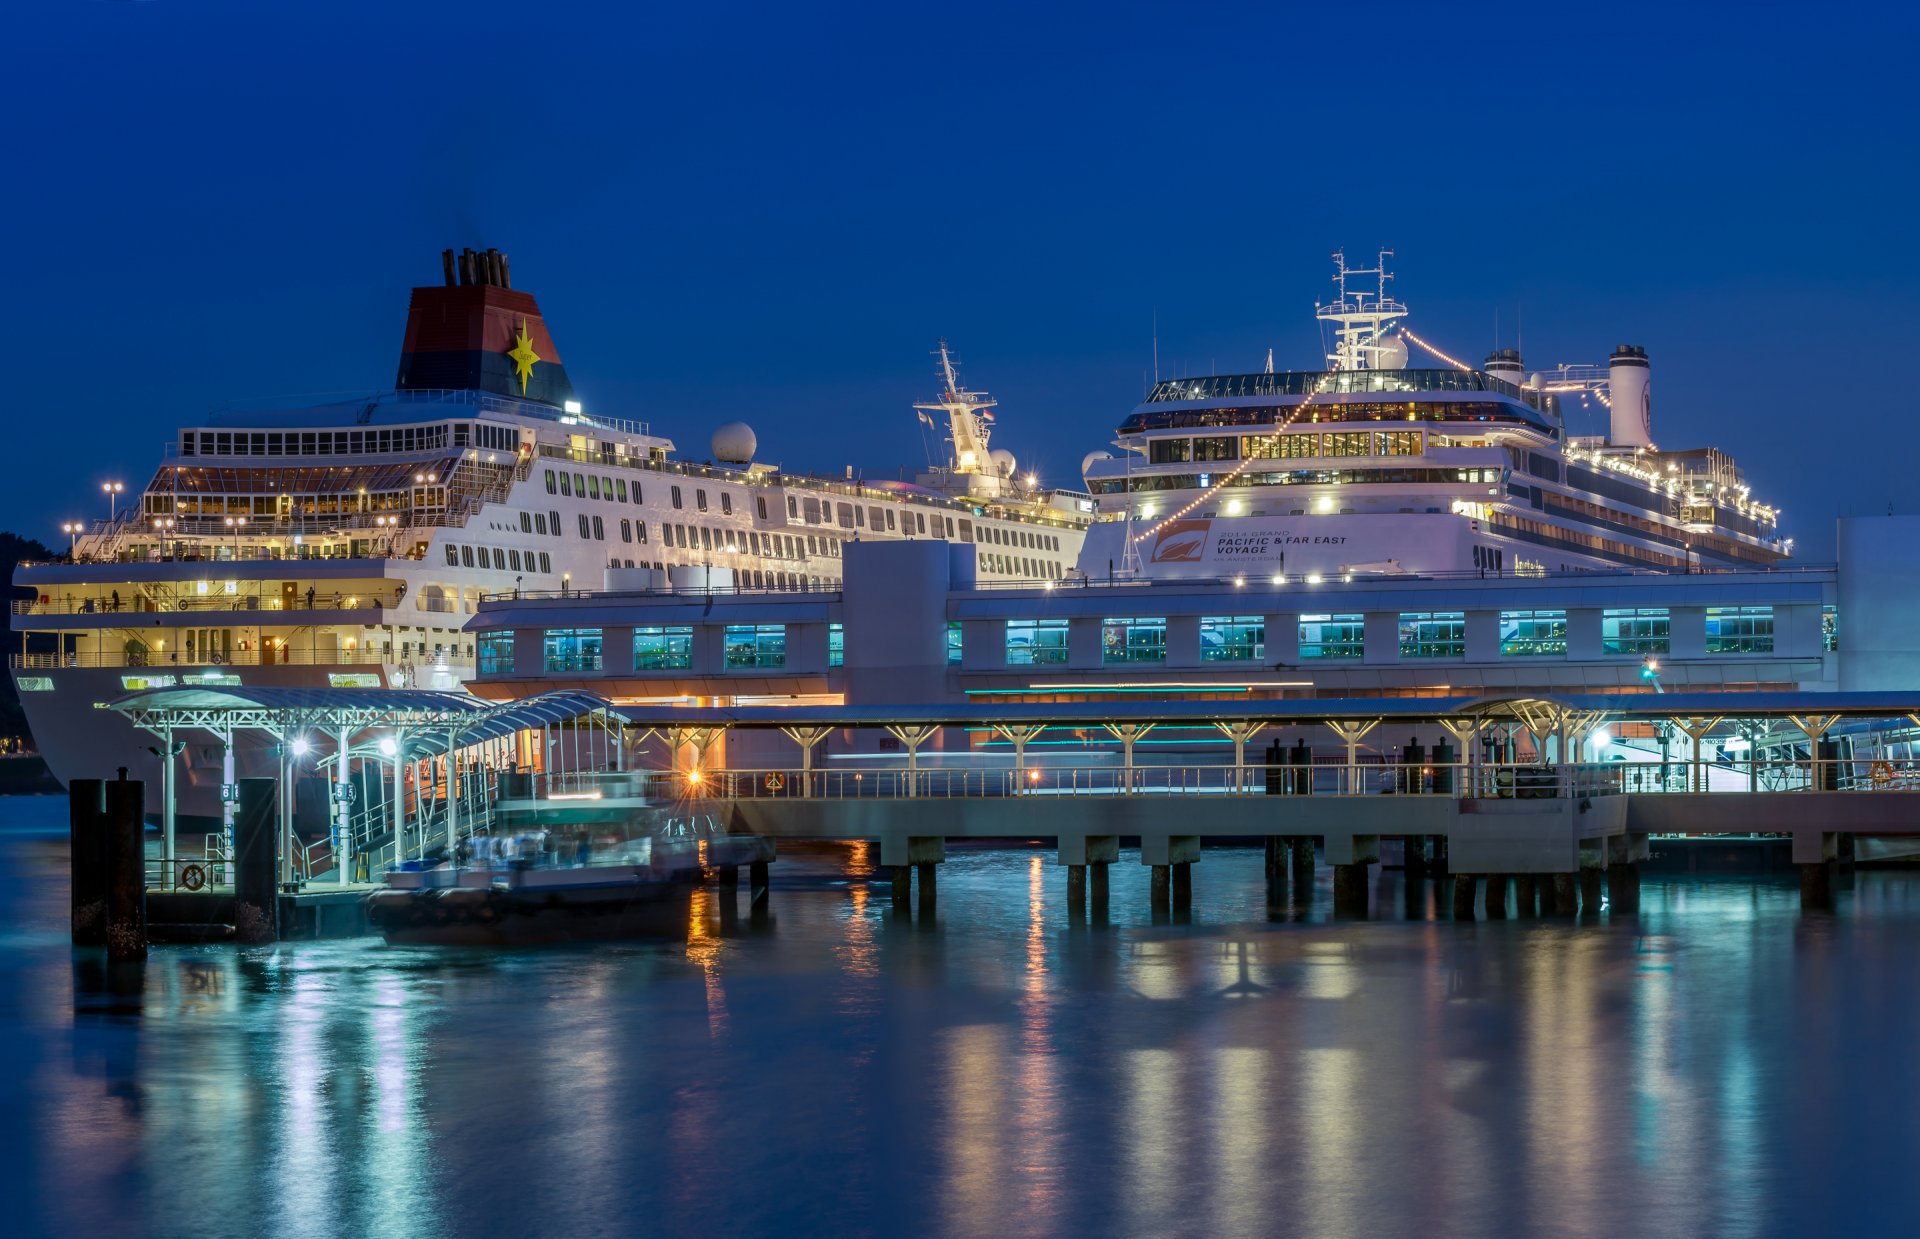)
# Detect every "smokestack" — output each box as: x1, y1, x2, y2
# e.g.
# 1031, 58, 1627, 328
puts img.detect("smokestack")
441, 249, 457, 287
486, 248, 501, 287
458, 249, 473, 286
500, 254, 511, 289
1608, 345, 1652, 447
